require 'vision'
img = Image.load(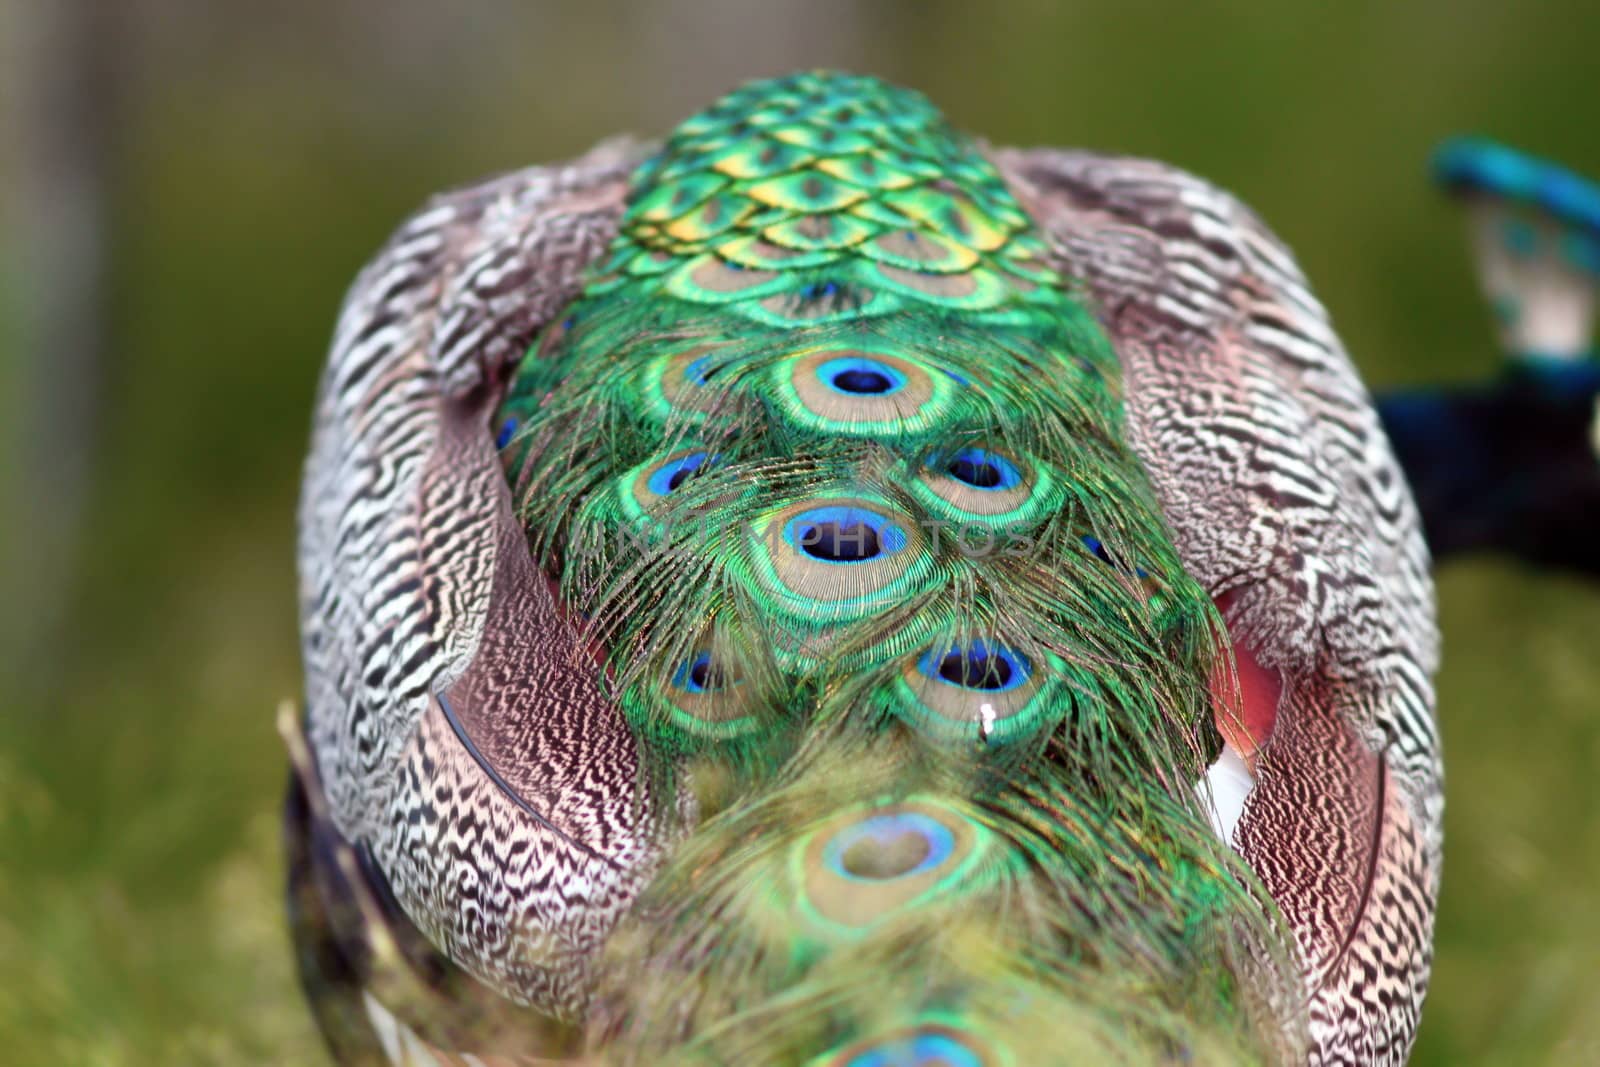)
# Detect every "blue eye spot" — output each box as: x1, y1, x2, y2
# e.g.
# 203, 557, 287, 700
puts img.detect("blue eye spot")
647, 451, 719, 496
841, 1031, 984, 1067
1083, 535, 1150, 579
941, 447, 1021, 490
784, 505, 908, 563
670, 652, 722, 693
822, 812, 955, 883
802, 280, 842, 300
684, 356, 727, 386
918, 640, 1030, 692
816, 356, 907, 397
495, 418, 518, 449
